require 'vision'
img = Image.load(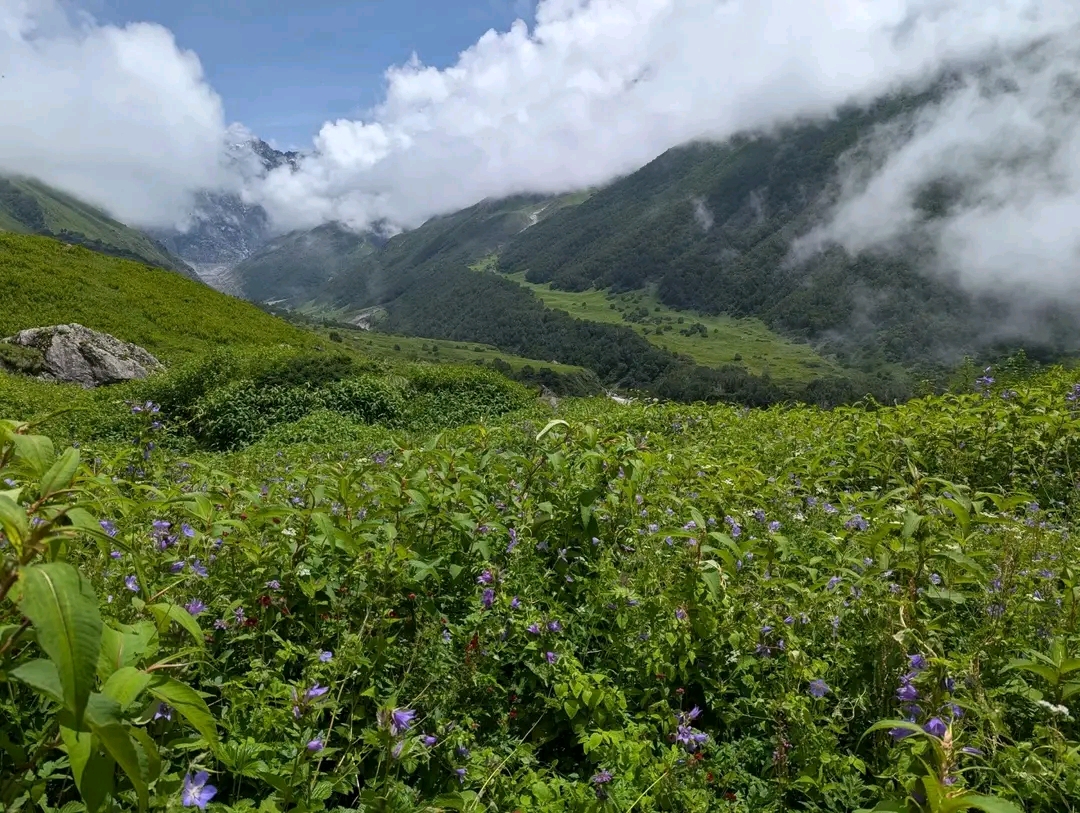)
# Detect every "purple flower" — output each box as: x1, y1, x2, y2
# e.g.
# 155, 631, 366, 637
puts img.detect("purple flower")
181, 523, 195, 538
185, 599, 206, 616
233, 606, 245, 624
390, 707, 416, 736
391, 740, 405, 760
924, 717, 947, 737
110, 550, 122, 559
845, 515, 869, 532
527, 623, 541, 635
213, 618, 228, 630
266, 580, 281, 590
826, 576, 841, 591
591, 770, 613, 784
191, 560, 208, 578
482, 588, 495, 608
890, 727, 915, 742
684, 706, 702, 721
307, 739, 324, 752
319, 650, 333, 662
153, 702, 172, 721
675, 607, 688, 620
752, 509, 766, 523
171, 561, 186, 574
181, 771, 216, 809
908, 654, 928, 672
809, 679, 830, 698
547, 620, 562, 632
100, 520, 117, 537
929, 573, 942, 586
454, 767, 466, 783
124, 575, 139, 592
506, 529, 519, 553
422, 734, 437, 747
306, 683, 330, 700
961, 746, 983, 756
896, 682, 920, 702
545, 651, 558, 664
510, 596, 520, 609
768, 520, 781, 533
477, 570, 493, 585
